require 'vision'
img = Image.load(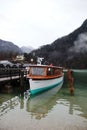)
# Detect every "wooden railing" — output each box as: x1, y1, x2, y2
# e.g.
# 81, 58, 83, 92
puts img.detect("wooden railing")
0, 68, 21, 78
0, 68, 28, 82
